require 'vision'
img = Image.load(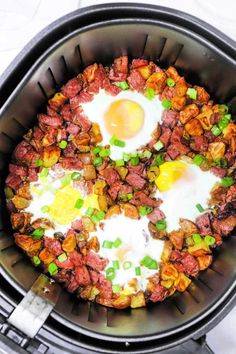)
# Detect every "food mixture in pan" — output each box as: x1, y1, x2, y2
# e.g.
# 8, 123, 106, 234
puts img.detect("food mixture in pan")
5, 57, 236, 309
